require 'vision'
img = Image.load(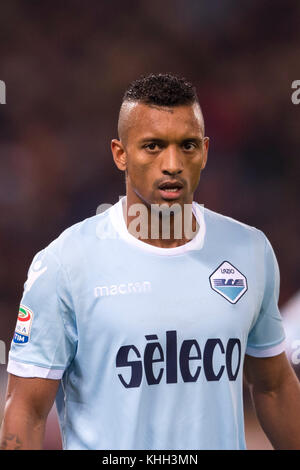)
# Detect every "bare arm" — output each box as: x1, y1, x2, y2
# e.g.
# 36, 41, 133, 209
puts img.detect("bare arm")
0, 374, 60, 450
244, 352, 300, 450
